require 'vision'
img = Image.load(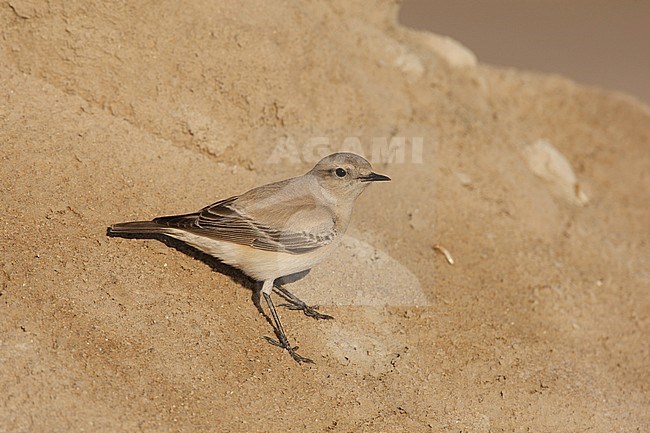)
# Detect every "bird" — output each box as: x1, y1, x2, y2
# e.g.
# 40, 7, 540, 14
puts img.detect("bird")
107, 152, 391, 363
